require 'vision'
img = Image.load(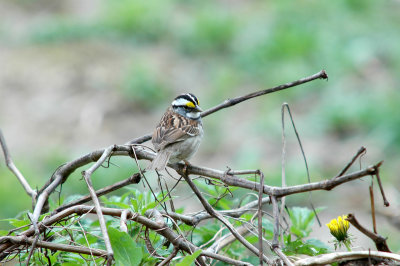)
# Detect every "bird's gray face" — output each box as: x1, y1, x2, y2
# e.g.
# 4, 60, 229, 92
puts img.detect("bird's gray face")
172, 93, 202, 120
